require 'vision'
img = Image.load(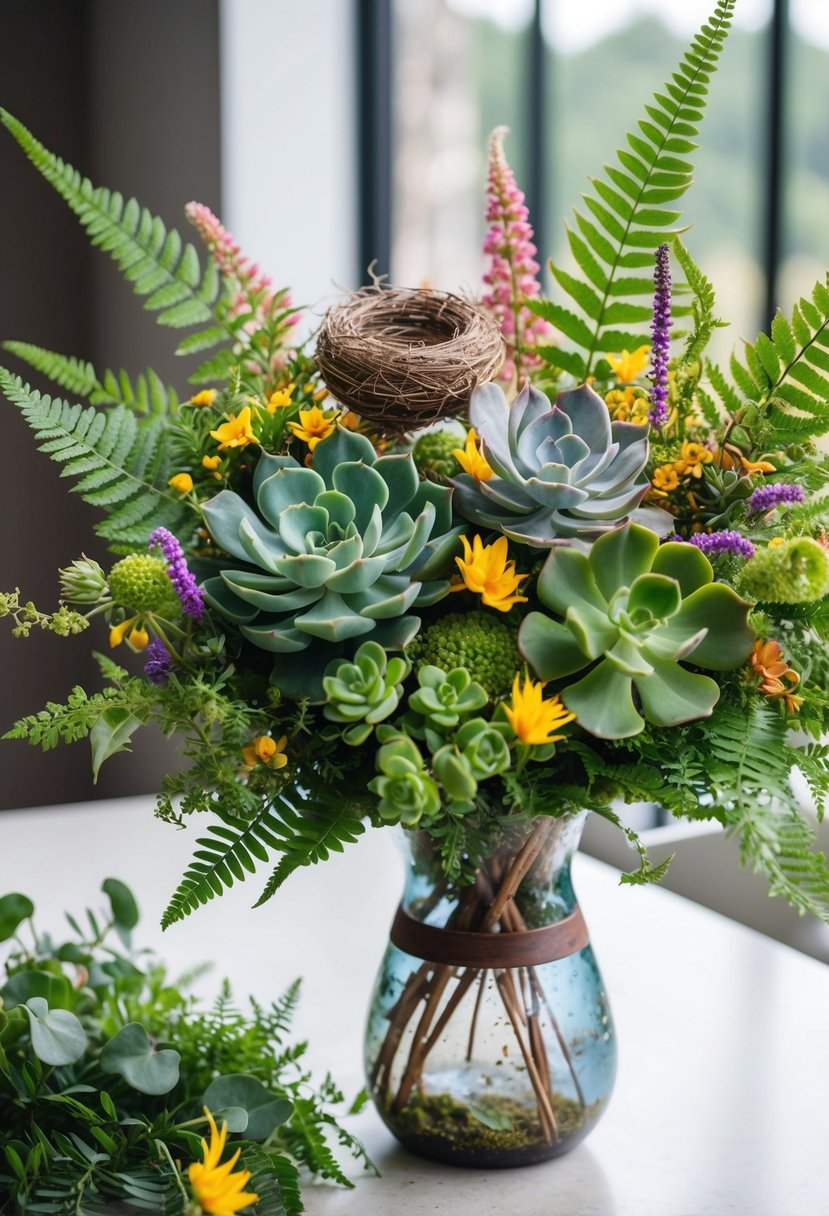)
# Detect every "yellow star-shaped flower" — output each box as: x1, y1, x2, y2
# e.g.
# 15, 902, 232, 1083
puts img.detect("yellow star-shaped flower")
210, 406, 258, 451
454, 534, 527, 613
606, 345, 650, 384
